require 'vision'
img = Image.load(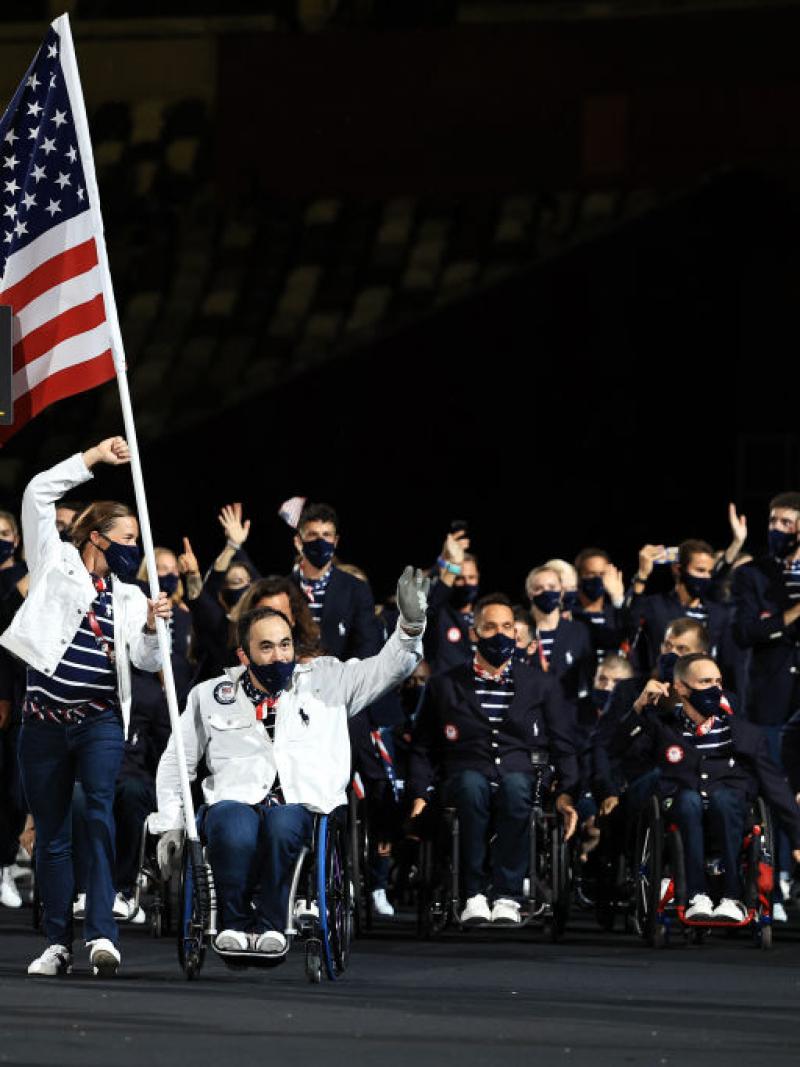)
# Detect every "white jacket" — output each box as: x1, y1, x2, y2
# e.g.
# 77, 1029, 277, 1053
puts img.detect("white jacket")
152, 623, 423, 829
0, 452, 162, 737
